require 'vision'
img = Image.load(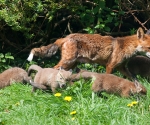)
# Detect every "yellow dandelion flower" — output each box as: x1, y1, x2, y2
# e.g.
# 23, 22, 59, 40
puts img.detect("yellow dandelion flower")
54, 93, 62, 97
70, 111, 77, 115
15, 102, 20, 106
131, 101, 138, 105
127, 103, 133, 107
64, 96, 72, 101
72, 117, 75, 121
